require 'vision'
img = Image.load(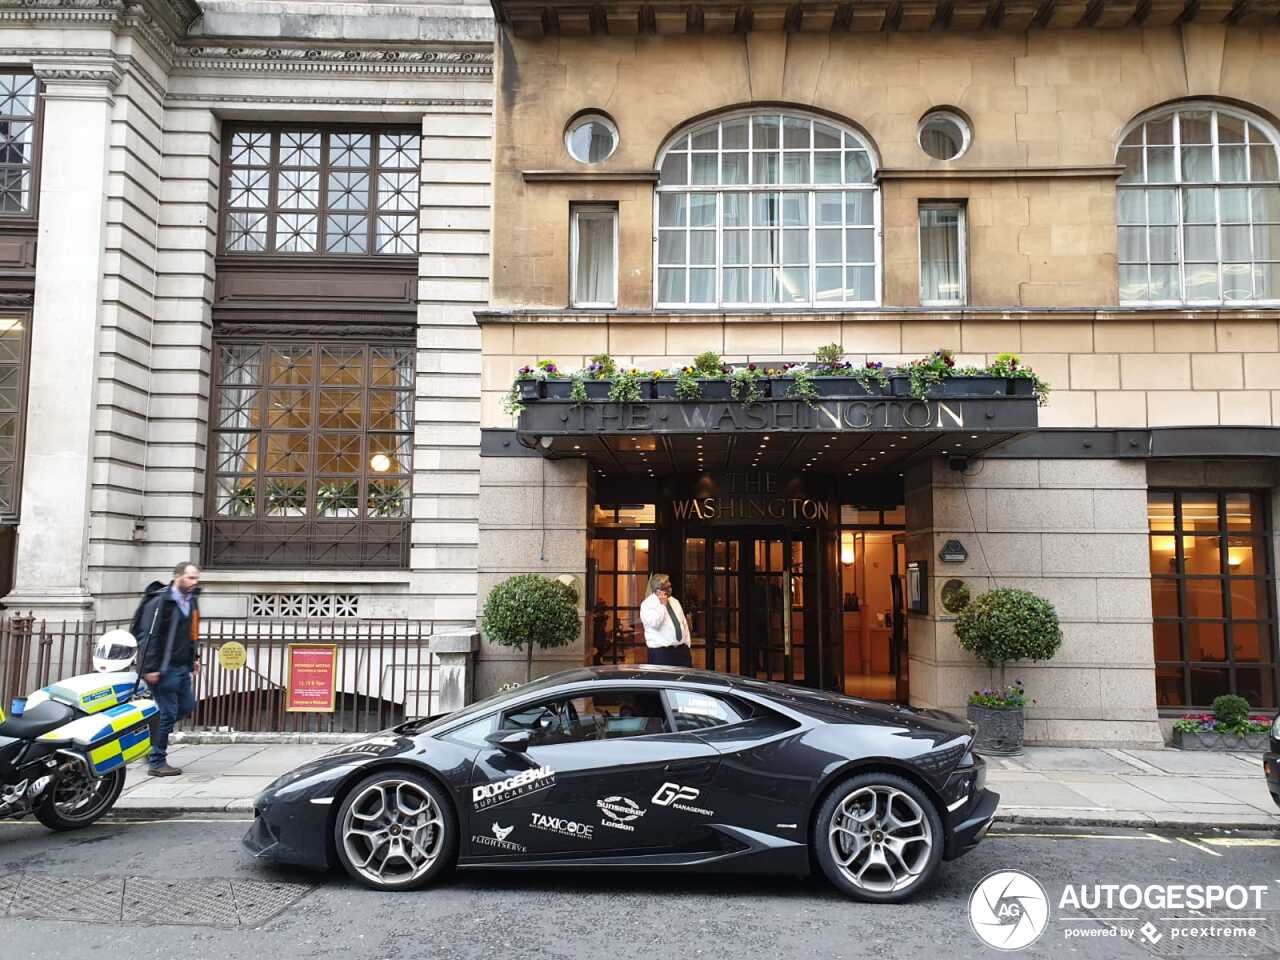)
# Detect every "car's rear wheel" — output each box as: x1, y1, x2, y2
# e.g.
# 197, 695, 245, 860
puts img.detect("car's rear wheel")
333, 770, 456, 891
813, 771, 943, 903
